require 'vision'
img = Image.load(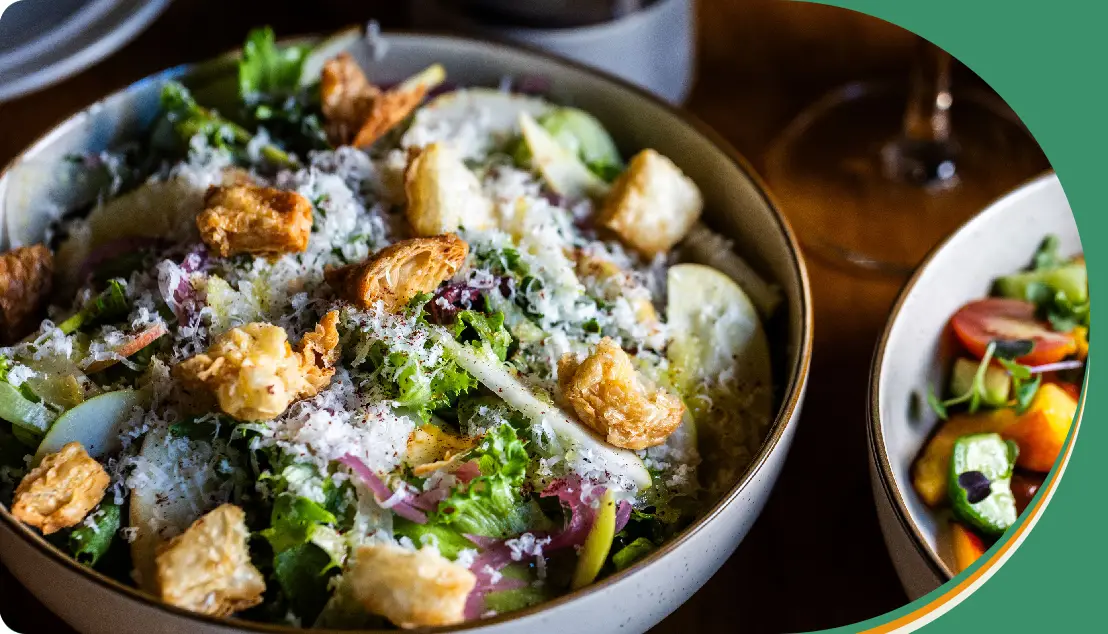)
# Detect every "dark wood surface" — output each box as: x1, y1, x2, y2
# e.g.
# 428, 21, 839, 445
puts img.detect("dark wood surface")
0, 1, 945, 631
